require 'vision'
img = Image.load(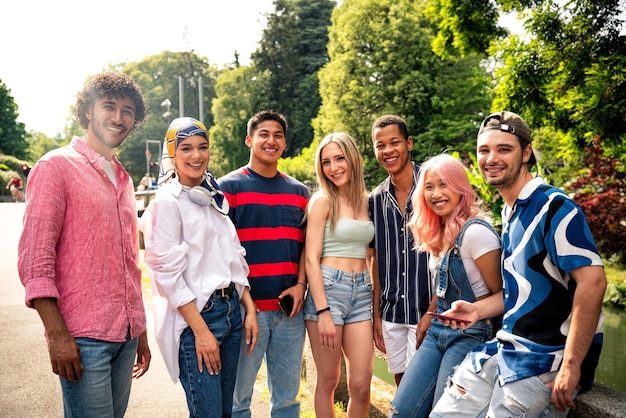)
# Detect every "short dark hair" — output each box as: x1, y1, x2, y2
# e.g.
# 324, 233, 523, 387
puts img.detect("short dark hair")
247, 110, 287, 137
75, 72, 148, 132
372, 115, 409, 141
